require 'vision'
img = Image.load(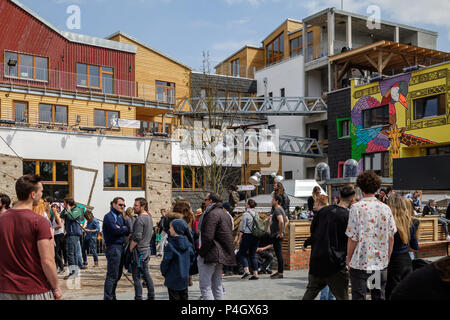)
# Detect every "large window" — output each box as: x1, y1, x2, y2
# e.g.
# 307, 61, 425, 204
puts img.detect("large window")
266, 32, 284, 65
290, 35, 302, 57
77, 63, 114, 93
414, 94, 446, 120
14, 101, 28, 123
39, 104, 68, 124
231, 58, 240, 77
156, 81, 175, 104
307, 31, 314, 61
363, 152, 390, 177
172, 166, 205, 190
363, 105, 389, 128
4, 51, 48, 81
94, 109, 119, 128
139, 121, 171, 136
23, 160, 70, 201
103, 163, 144, 189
